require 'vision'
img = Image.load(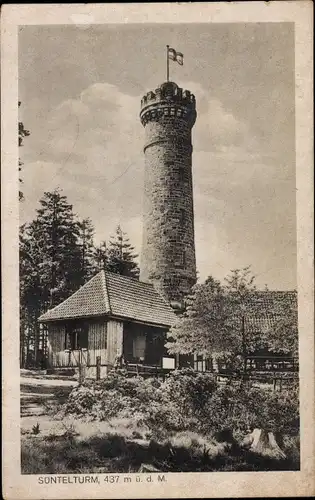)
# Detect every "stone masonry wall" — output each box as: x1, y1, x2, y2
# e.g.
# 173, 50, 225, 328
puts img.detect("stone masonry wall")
140, 82, 197, 304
